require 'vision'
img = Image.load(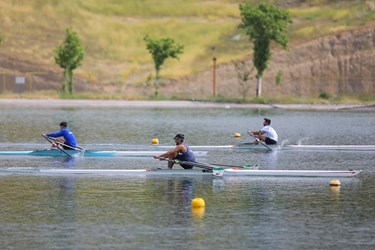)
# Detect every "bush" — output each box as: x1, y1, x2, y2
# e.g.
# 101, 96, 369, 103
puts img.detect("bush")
319, 92, 330, 99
